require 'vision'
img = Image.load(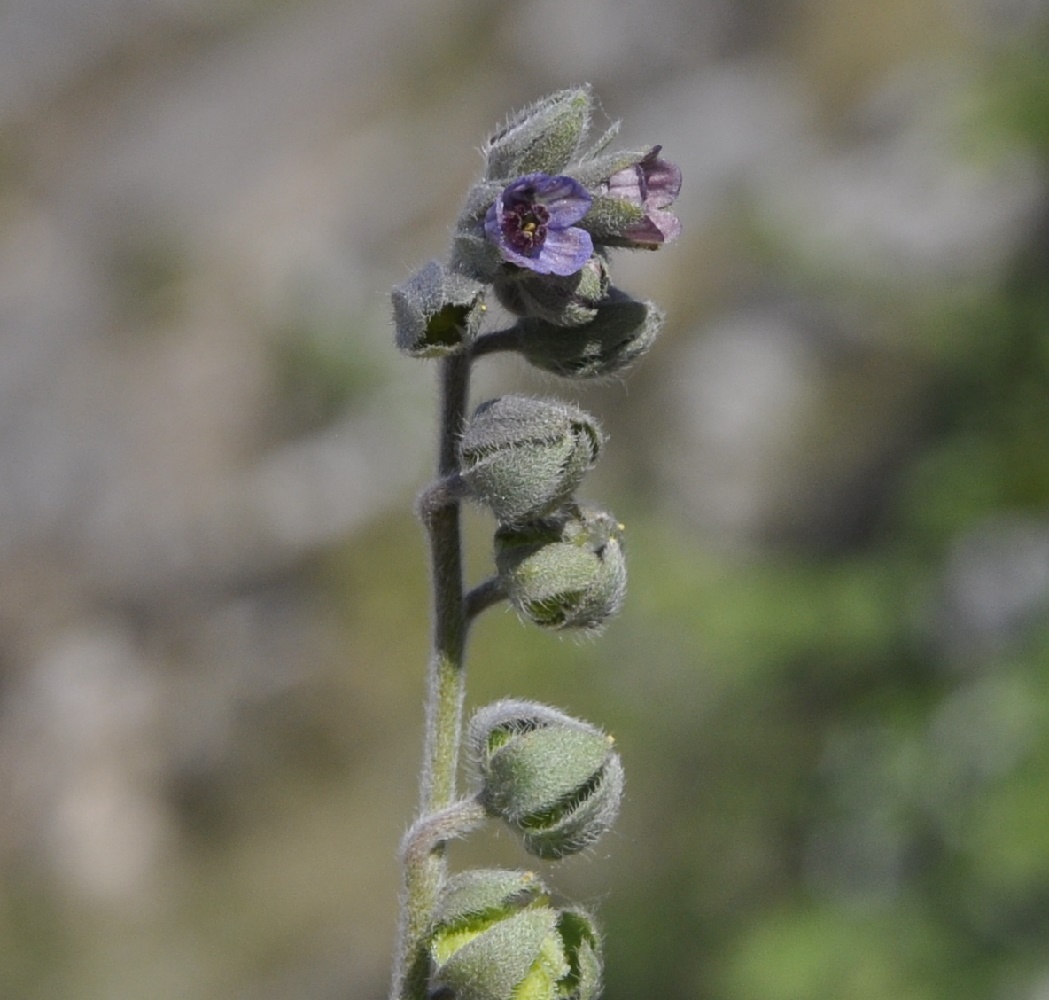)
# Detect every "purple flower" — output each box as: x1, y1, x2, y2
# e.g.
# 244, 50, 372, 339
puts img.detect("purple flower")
603, 146, 681, 245
485, 173, 594, 276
